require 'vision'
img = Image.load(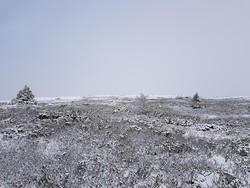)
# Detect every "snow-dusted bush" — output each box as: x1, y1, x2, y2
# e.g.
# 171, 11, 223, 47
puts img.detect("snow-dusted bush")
11, 85, 37, 105
135, 93, 149, 114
